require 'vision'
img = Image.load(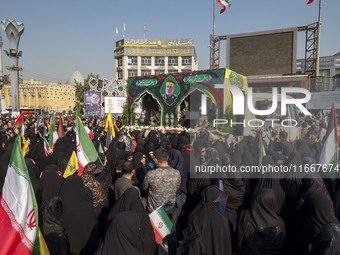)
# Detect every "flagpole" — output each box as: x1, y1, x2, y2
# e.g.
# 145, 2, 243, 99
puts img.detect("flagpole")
213, 0, 216, 40
316, 0, 322, 76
